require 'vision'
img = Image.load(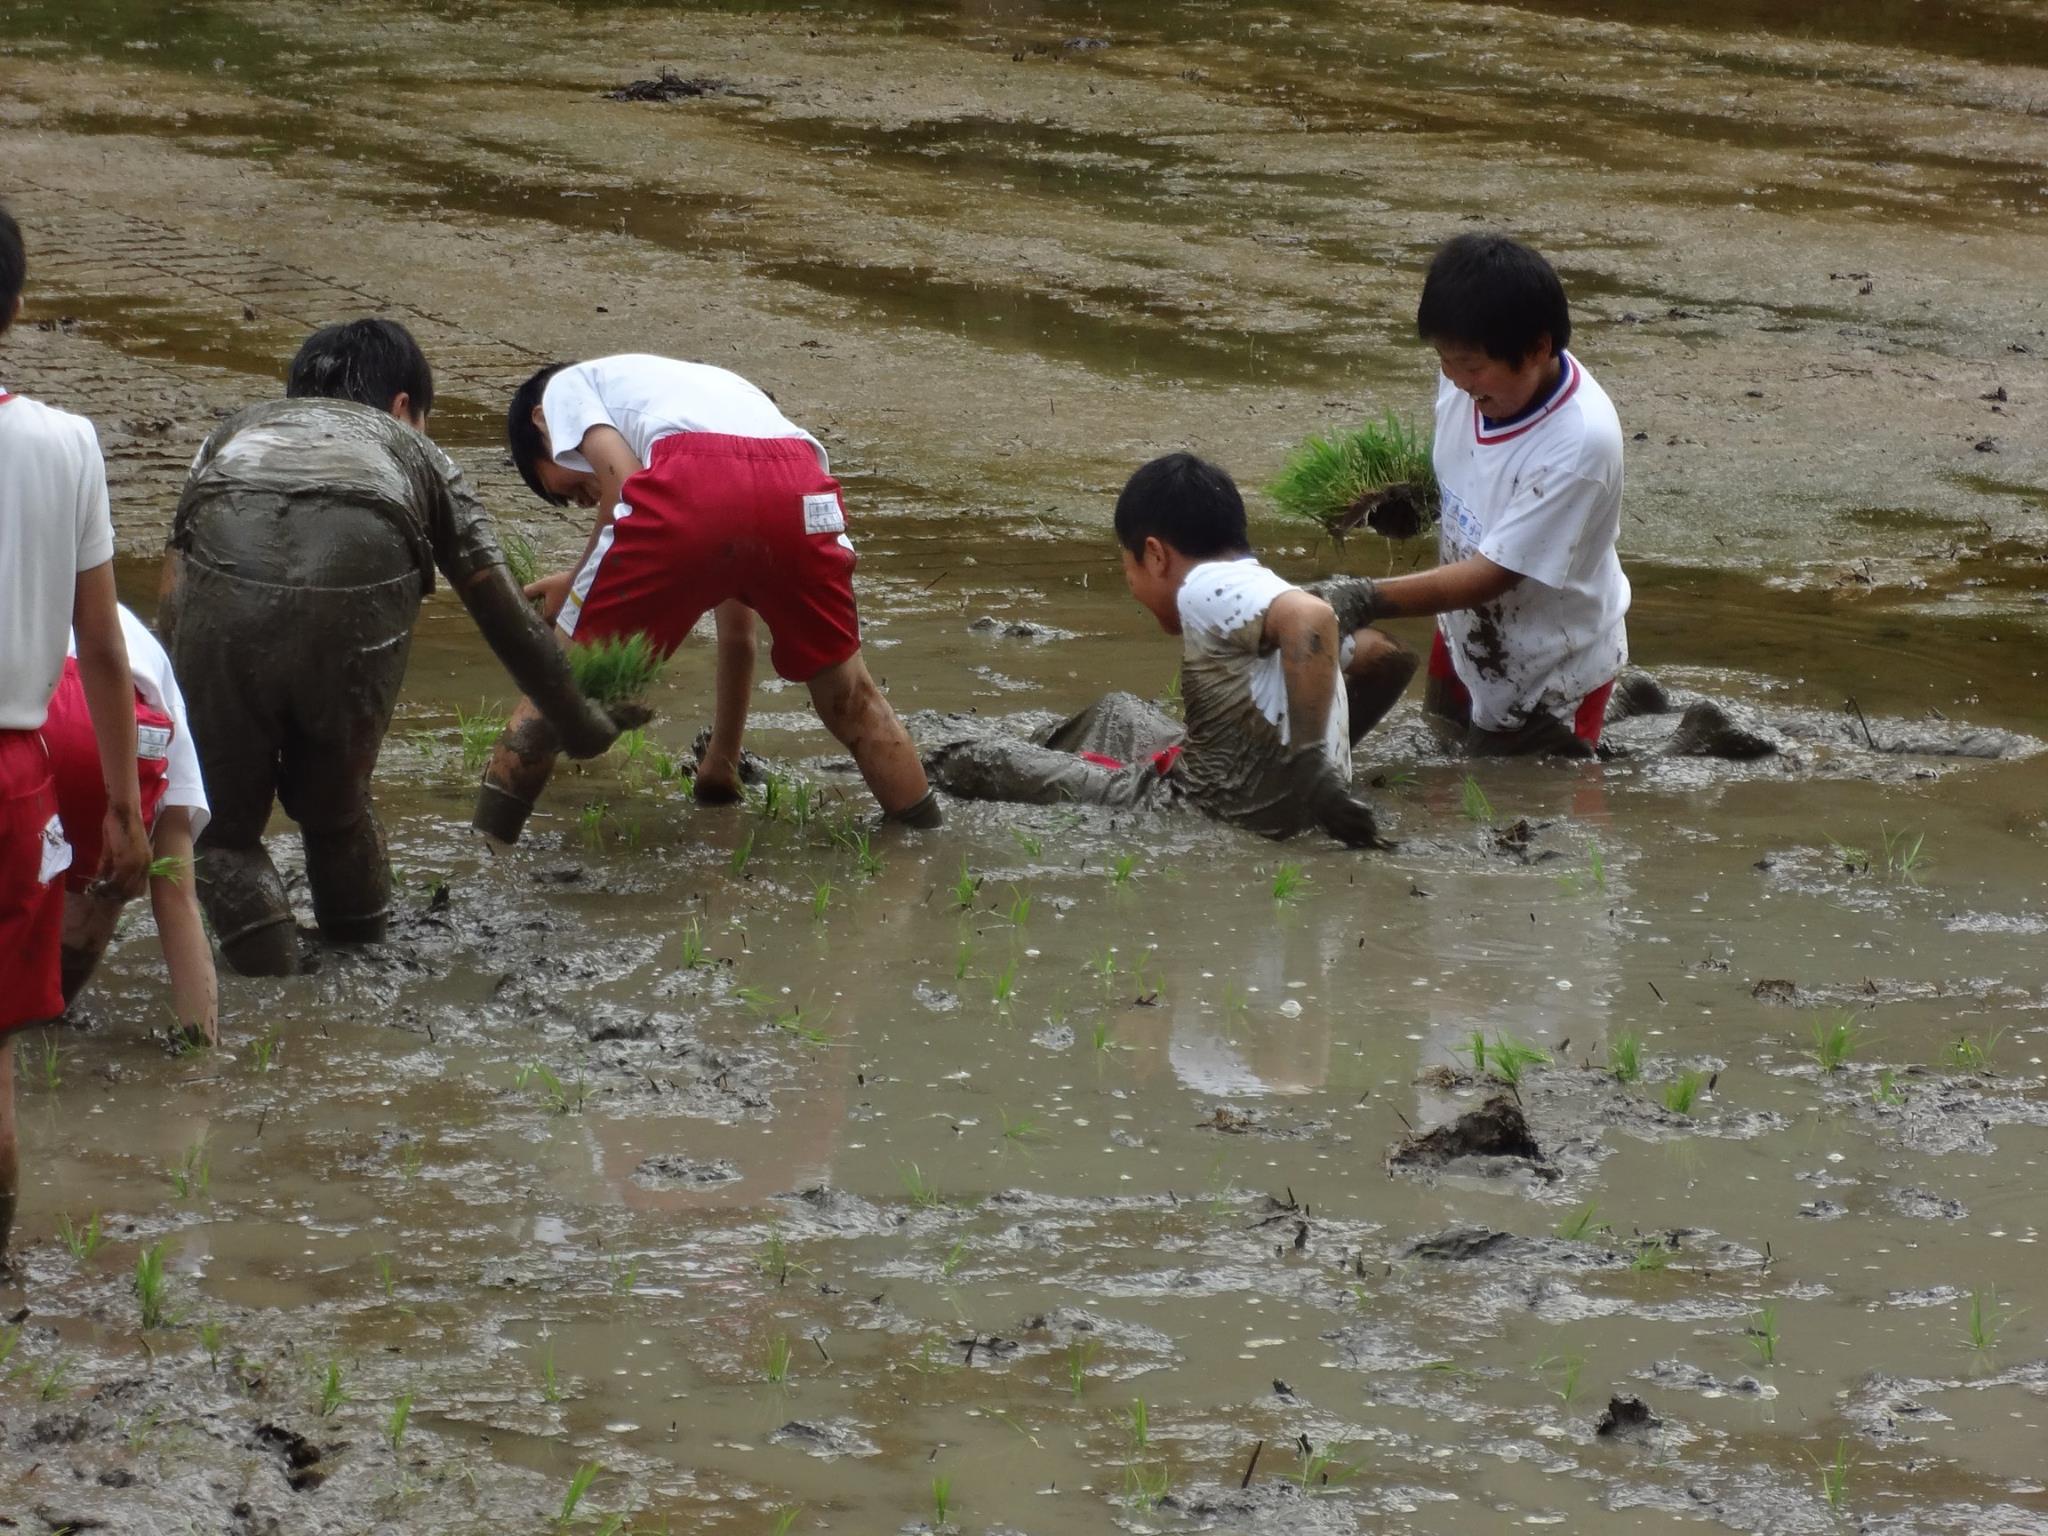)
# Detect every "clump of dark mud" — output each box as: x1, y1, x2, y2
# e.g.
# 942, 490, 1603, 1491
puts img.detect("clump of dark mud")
606, 70, 727, 101
1595, 1394, 1662, 1439
1387, 1094, 1552, 1176
632, 1154, 741, 1189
